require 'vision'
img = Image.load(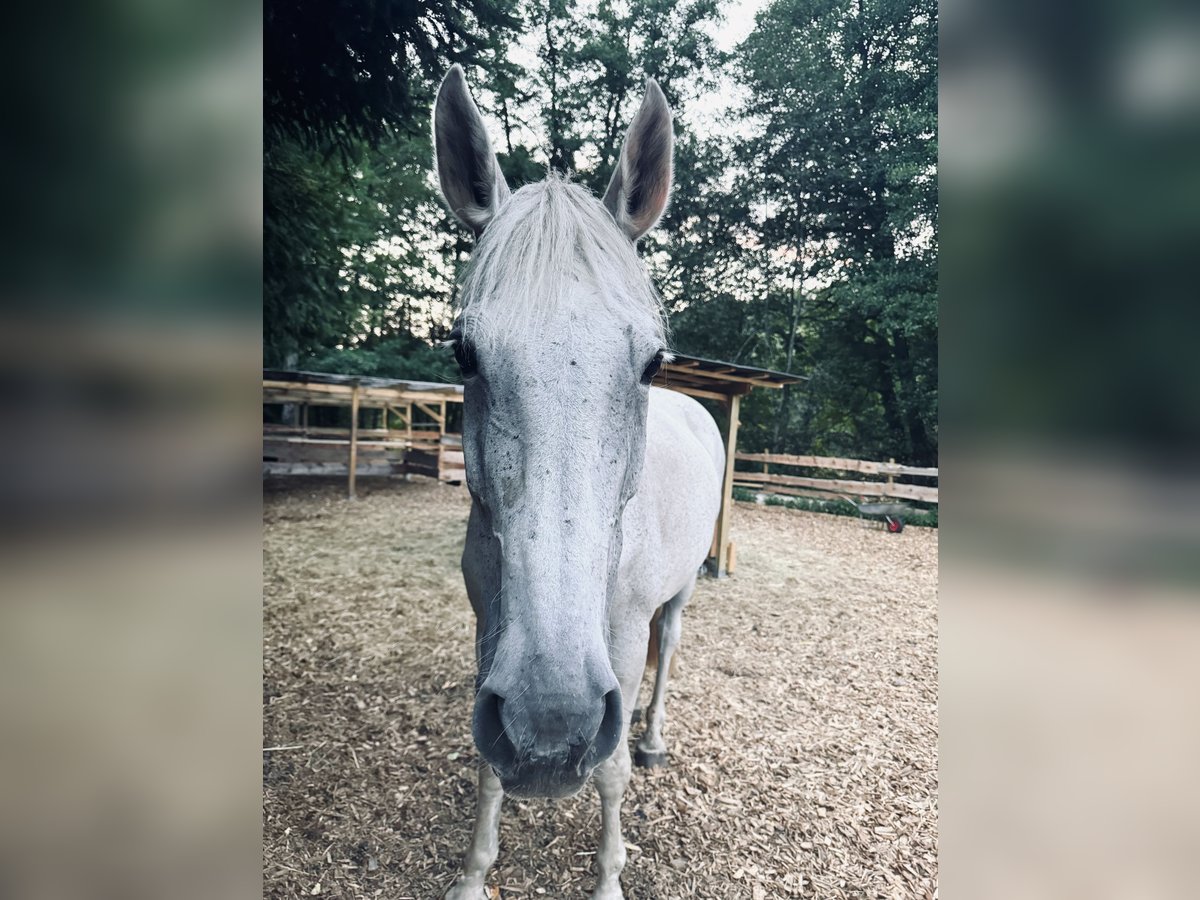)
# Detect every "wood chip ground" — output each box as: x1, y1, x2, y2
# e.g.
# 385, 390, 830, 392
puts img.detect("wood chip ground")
264, 478, 938, 899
